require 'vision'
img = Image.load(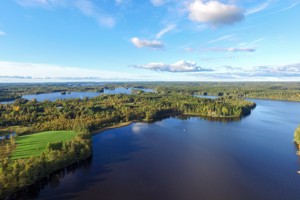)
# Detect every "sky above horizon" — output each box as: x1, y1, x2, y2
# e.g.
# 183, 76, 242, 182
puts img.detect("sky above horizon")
0, 0, 300, 82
